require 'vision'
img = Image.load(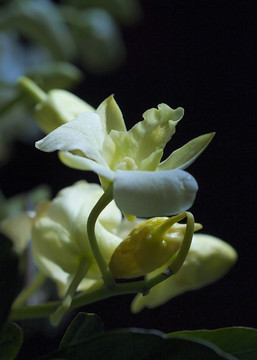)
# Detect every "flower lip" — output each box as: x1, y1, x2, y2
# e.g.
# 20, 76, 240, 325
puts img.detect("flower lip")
113, 169, 198, 217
